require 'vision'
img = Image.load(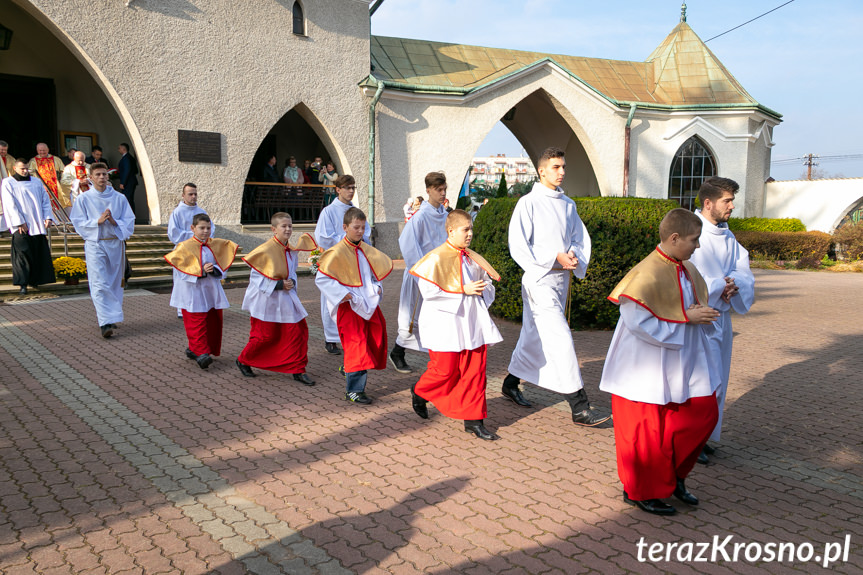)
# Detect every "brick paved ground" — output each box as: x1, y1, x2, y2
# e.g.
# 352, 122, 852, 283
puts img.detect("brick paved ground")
0, 265, 861, 574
